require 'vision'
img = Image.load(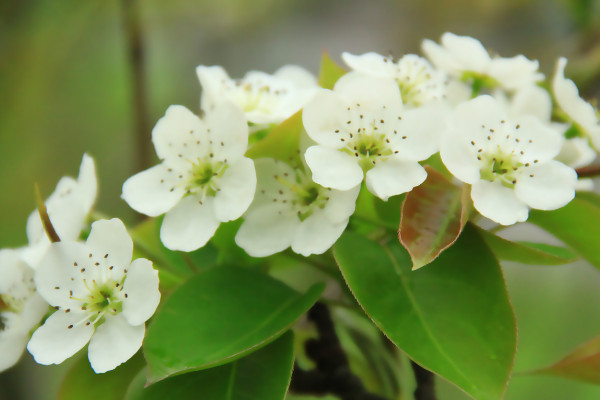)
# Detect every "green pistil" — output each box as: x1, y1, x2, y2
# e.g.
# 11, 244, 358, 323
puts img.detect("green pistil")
461, 71, 499, 98
275, 172, 329, 221
82, 282, 123, 317
480, 151, 523, 188
187, 159, 228, 198
0, 294, 19, 314
343, 133, 393, 171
